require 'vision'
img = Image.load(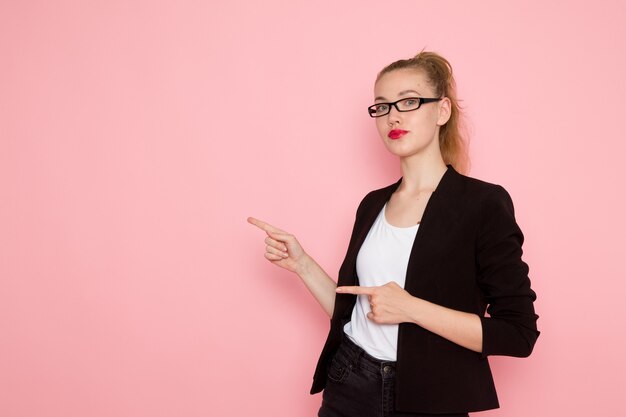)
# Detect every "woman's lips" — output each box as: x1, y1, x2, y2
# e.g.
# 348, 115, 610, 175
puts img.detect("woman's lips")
388, 129, 408, 139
